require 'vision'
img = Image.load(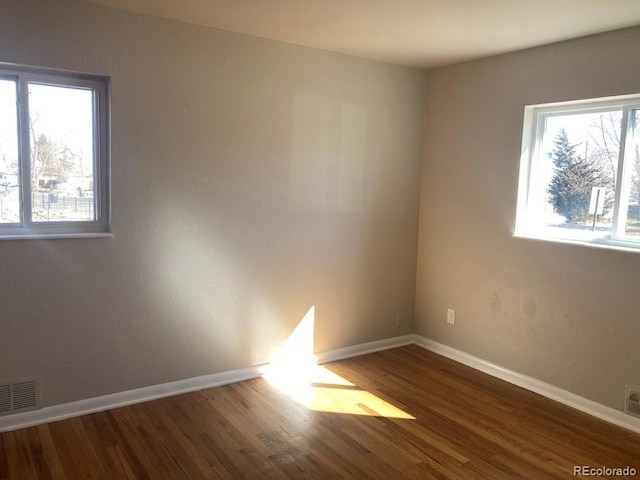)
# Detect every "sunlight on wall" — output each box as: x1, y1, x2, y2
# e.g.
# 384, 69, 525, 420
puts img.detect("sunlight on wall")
264, 306, 415, 419
266, 305, 318, 377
